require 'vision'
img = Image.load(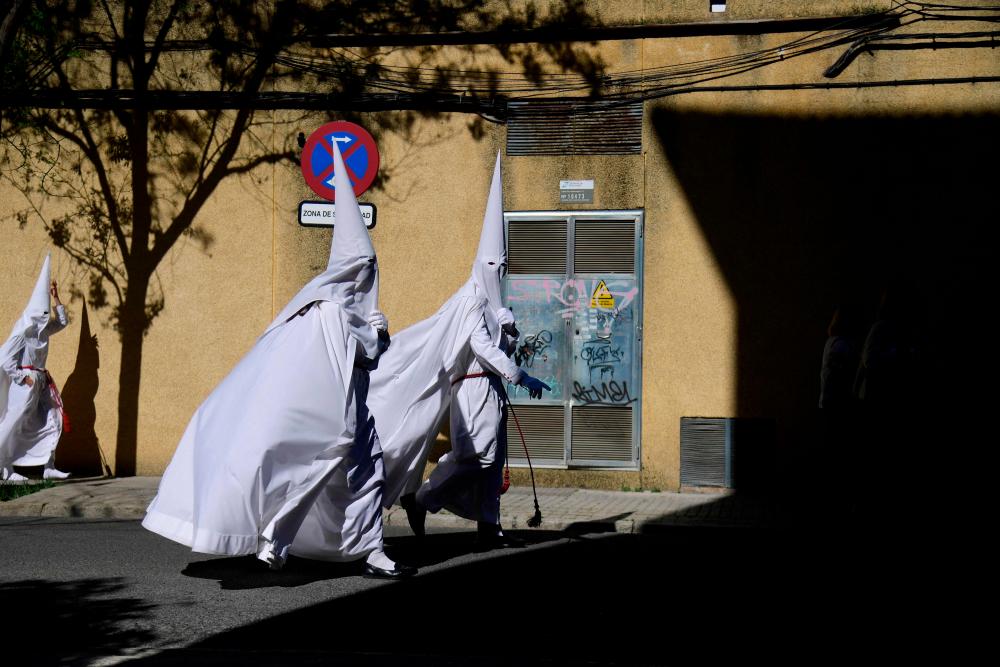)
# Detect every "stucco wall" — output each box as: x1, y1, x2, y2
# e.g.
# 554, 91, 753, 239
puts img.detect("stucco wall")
3, 1, 997, 489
